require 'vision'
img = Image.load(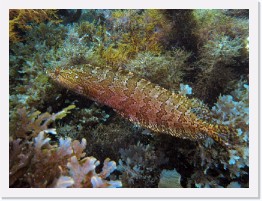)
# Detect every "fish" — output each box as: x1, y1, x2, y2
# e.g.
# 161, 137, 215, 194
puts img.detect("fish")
48, 64, 238, 147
